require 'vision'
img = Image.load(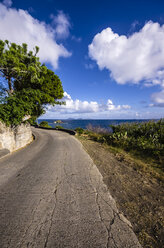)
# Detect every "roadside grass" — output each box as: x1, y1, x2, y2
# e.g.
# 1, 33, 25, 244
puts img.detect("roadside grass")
78, 133, 164, 184
76, 123, 164, 248
75, 120, 164, 184
105, 144, 164, 183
